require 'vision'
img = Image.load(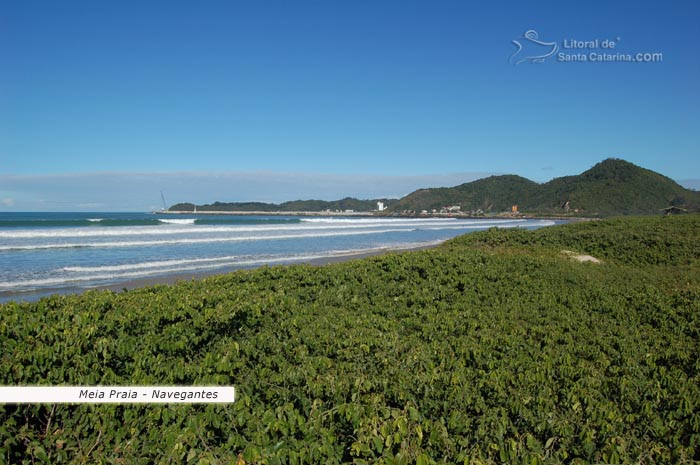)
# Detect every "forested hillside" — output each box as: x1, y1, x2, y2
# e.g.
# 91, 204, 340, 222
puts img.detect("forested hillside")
170, 197, 396, 212
390, 159, 700, 215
